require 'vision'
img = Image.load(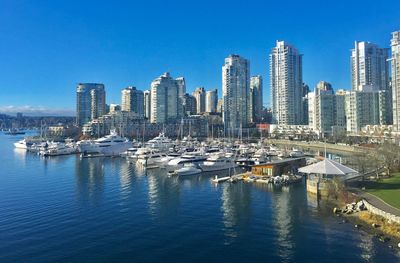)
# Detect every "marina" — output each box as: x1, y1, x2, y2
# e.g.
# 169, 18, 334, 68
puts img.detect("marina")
12, 130, 318, 184
9, 130, 360, 191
